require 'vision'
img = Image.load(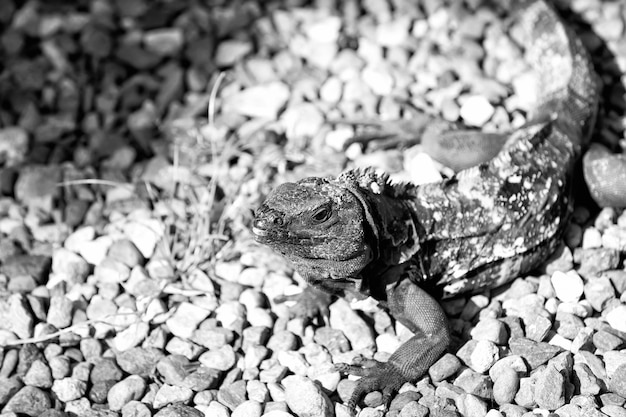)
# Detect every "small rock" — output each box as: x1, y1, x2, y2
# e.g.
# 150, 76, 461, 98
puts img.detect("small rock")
107, 239, 145, 268
222, 82, 290, 120
154, 403, 204, 417
459, 95, 495, 126
232, 400, 262, 417
304, 16, 341, 43
573, 363, 601, 396
280, 103, 325, 141
144, 28, 184, 57
77, 235, 113, 266
107, 375, 147, 411
0, 127, 29, 166
551, 270, 584, 302
165, 302, 211, 339
453, 368, 493, 399
217, 380, 247, 410
526, 314, 553, 342
457, 393, 488, 417
575, 248, 620, 276
602, 226, 626, 252
375, 17, 411, 46
2, 386, 51, 416
215, 39, 253, 67
609, 364, 626, 398
14, 165, 62, 212
329, 299, 375, 351
116, 347, 164, 377
470, 318, 508, 345
22, 359, 53, 389
492, 366, 519, 405
509, 337, 561, 369
51, 378, 87, 402
533, 365, 566, 410
282, 375, 333, 417
429, 353, 462, 382
593, 330, 624, 352
555, 312, 585, 340
199, 345, 236, 371
51, 248, 90, 285
543, 245, 574, 275
606, 304, 626, 333
46, 295, 73, 329
0, 293, 35, 339
153, 384, 194, 409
